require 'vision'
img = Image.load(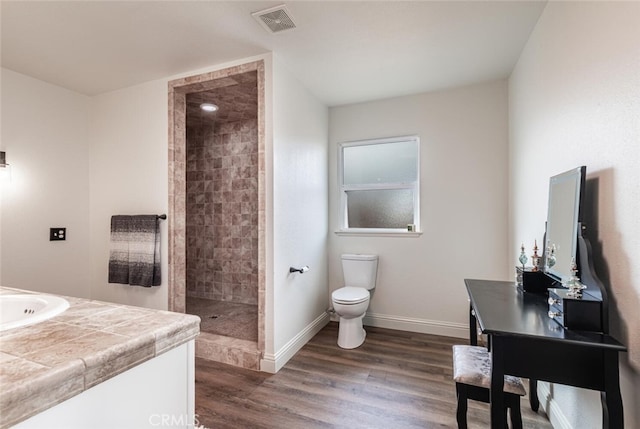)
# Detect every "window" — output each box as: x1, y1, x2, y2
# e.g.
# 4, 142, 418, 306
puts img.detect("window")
338, 136, 420, 233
